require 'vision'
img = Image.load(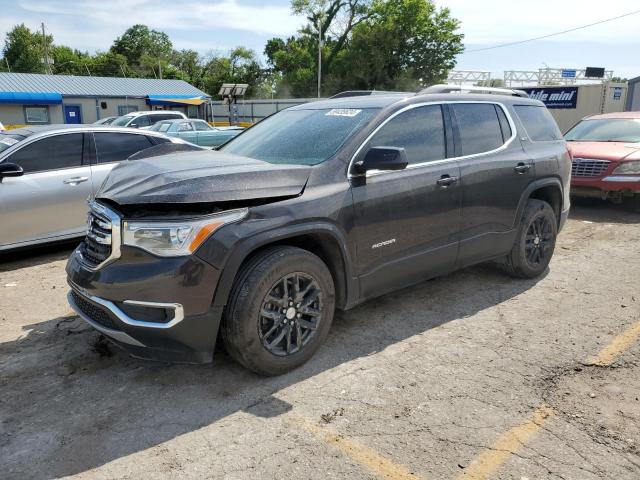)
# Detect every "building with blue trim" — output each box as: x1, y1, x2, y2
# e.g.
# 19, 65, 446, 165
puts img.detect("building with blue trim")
0, 72, 210, 127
